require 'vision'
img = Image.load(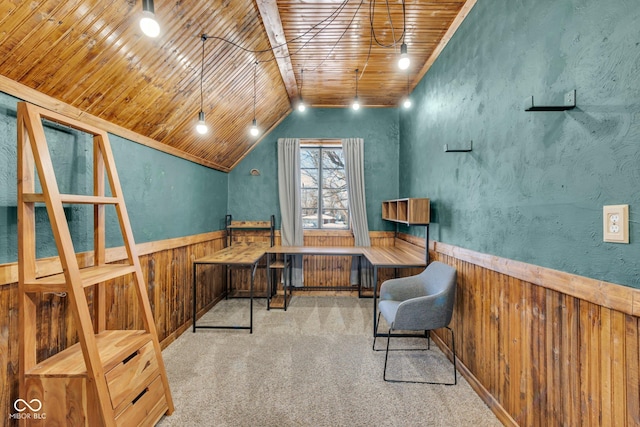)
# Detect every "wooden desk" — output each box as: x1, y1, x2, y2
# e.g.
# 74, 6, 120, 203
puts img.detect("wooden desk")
266, 246, 365, 310
192, 241, 426, 336
363, 245, 427, 337
192, 243, 267, 333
